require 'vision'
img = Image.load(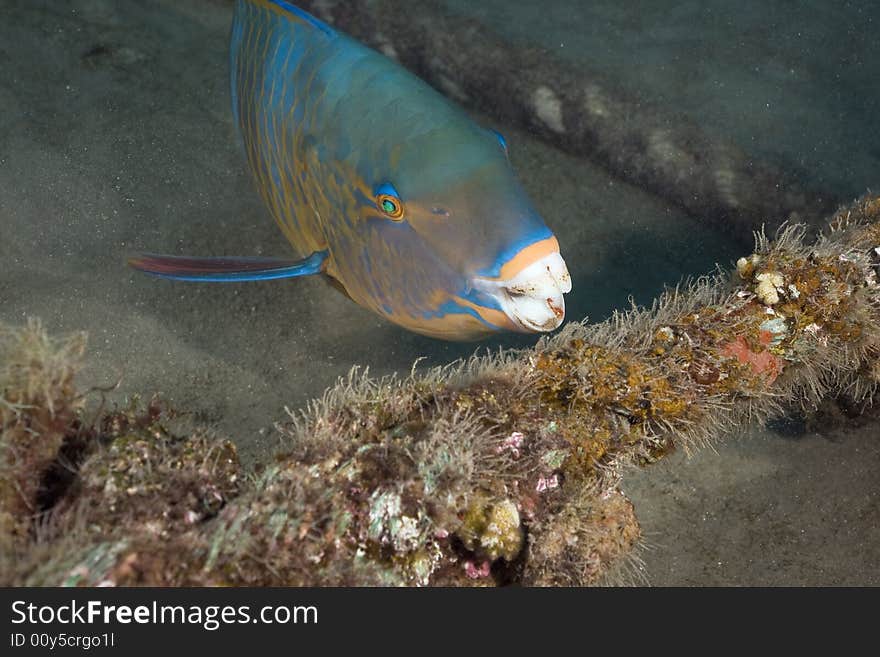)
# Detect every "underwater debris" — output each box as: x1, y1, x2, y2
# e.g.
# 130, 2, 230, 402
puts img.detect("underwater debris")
3, 195, 880, 586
